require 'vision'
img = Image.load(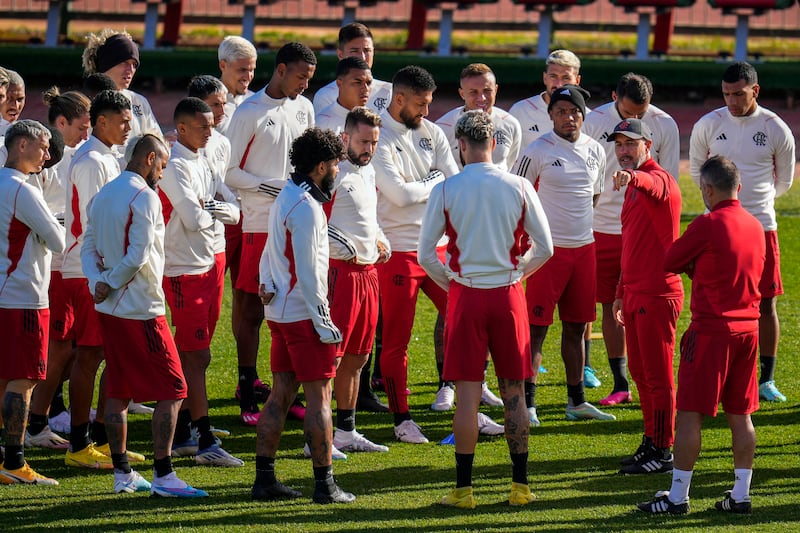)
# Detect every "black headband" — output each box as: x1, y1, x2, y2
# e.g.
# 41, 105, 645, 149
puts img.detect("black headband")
96, 34, 140, 74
